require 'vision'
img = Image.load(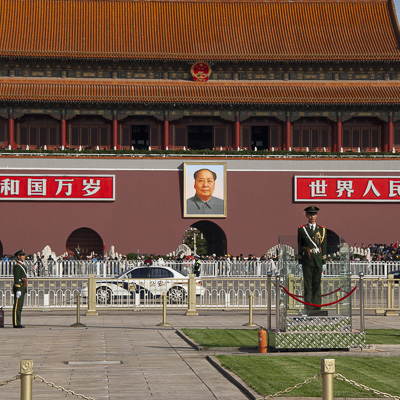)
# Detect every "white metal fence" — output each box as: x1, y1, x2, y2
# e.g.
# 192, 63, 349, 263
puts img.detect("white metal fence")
1, 259, 399, 278
1, 275, 399, 314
